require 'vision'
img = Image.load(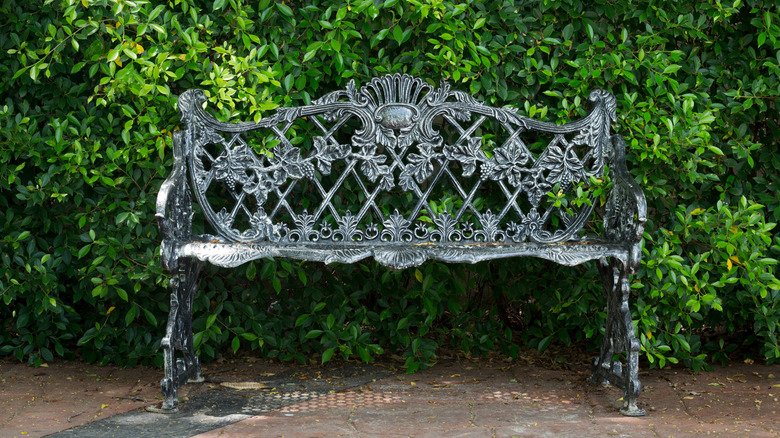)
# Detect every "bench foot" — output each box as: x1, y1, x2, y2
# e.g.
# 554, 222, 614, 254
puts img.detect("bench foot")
154, 258, 203, 413
145, 401, 179, 414
591, 257, 645, 416
620, 404, 646, 417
